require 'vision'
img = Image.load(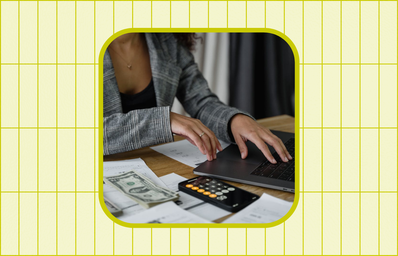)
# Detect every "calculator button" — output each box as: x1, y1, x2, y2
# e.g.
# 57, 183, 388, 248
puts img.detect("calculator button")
204, 187, 210, 190
217, 183, 222, 186
227, 187, 235, 191
209, 194, 217, 198
192, 187, 199, 190
210, 189, 217, 193
203, 191, 211, 195
199, 185, 204, 188
215, 192, 223, 195
206, 178, 211, 181
210, 181, 217, 184
186, 184, 193, 188
221, 190, 229, 193
210, 185, 216, 188
223, 185, 228, 188
205, 183, 210, 186
217, 187, 222, 190
197, 189, 205, 193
